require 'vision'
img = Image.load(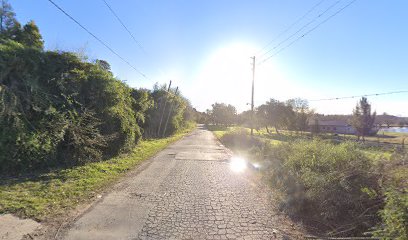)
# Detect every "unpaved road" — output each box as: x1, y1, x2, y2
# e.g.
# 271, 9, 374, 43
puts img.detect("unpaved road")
60, 126, 304, 240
